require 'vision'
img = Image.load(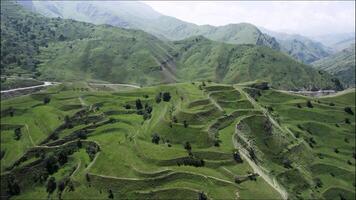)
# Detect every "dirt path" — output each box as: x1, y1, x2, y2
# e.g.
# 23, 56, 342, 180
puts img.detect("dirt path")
232, 132, 288, 200
88, 83, 140, 89
24, 124, 36, 147
1, 81, 59, 93
207, 92, 224, 112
